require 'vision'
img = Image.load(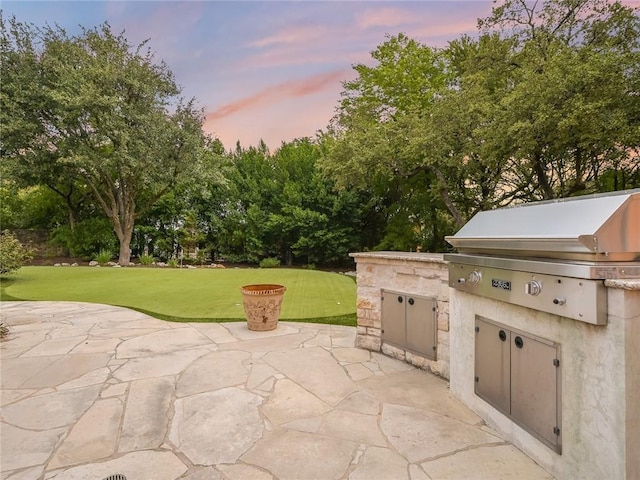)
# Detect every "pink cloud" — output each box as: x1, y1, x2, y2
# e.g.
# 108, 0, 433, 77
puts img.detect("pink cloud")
249, 24, 328, 48
356, 7, 416, 29
238, 5, 479, 73
409, 19, 480, 41
203, 69, 356, 148
239, 43, 363, 72
205, 90, 340, 150
205, 69, 348, 121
